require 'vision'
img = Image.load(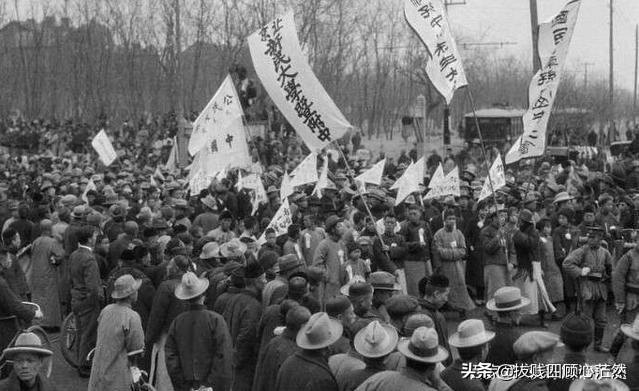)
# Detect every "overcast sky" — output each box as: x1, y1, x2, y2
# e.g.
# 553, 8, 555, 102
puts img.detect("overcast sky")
447, 0, 638, 91
7, 0, 639, 91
